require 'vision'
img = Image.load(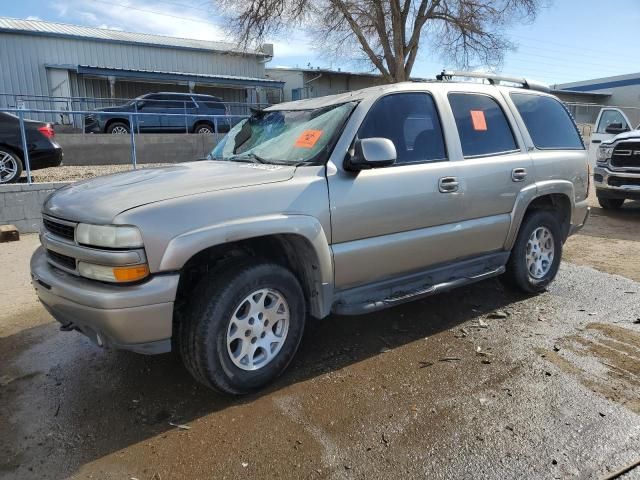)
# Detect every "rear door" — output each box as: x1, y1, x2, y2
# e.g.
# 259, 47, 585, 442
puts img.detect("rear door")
446, 91, 533, 239
589, 108, 632, 165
